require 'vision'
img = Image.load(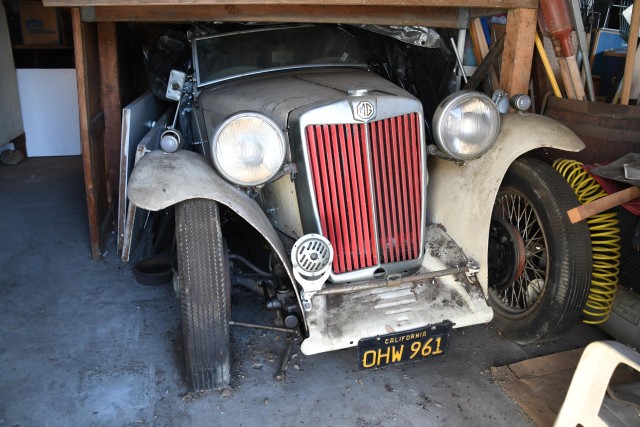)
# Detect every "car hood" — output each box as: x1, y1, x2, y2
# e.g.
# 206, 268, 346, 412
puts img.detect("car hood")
198, 68, 412, 132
